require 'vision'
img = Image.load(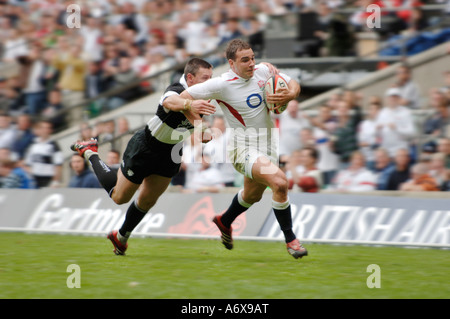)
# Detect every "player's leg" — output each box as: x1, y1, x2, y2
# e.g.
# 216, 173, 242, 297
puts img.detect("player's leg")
213, 177, 266, 250
220, 176, 266, 228
110, 168, 140, 204
71, 139, 119, 197
250, 156, 308, 259
108, 174, 172, 255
